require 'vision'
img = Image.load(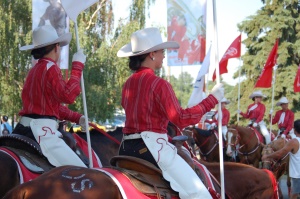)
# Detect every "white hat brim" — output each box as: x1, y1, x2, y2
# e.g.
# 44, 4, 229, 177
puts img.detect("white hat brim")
20, 33, 71, 51
117, 41, 179, 57
249, 94, 266, 99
